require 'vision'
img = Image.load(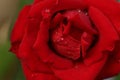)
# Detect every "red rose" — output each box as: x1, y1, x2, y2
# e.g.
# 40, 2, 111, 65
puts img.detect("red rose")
10, 0, 120, 80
